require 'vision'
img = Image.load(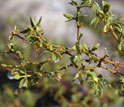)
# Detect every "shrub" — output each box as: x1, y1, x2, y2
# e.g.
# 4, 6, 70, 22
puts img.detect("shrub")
1, 0, 124, 106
